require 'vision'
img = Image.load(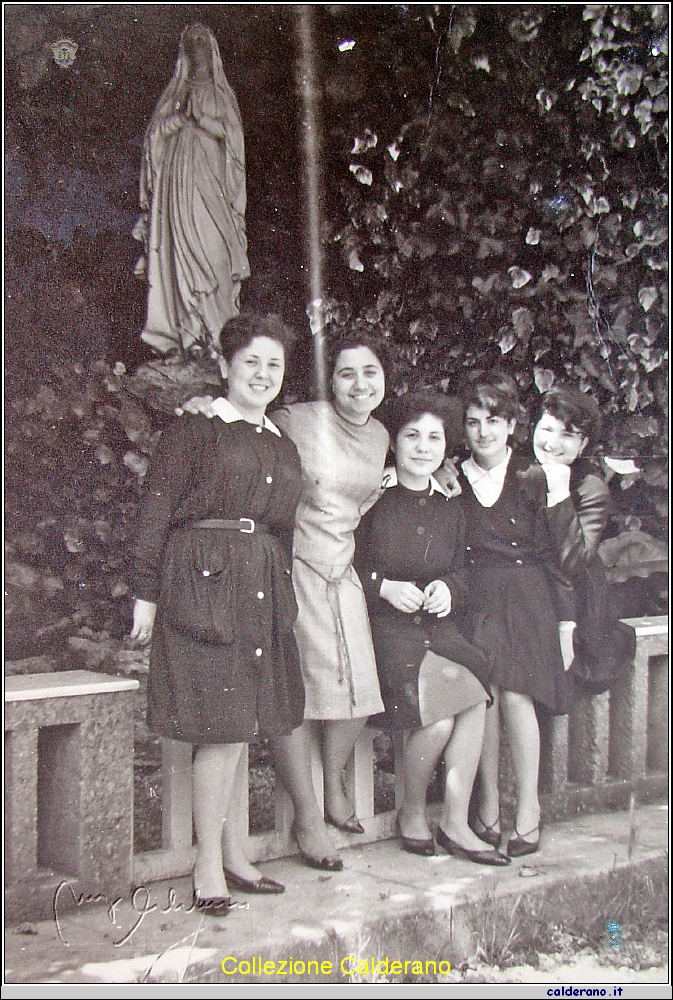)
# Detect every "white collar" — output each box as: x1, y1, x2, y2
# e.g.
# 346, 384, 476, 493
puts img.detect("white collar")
211, 396, 281, 438
381, 466, 450, 497
461, 447, 512, 487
